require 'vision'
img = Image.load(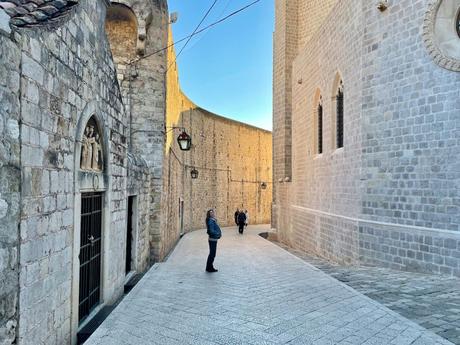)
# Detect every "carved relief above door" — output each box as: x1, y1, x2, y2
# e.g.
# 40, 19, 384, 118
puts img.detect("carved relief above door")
80, 116, 103, 172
